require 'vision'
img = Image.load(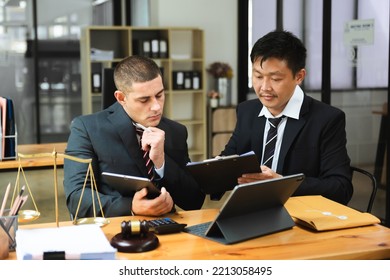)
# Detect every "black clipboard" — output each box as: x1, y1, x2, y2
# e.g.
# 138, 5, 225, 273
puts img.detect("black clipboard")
102, 172, 161, 199
184, 173, 305, 244
186, 152, 261, 195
